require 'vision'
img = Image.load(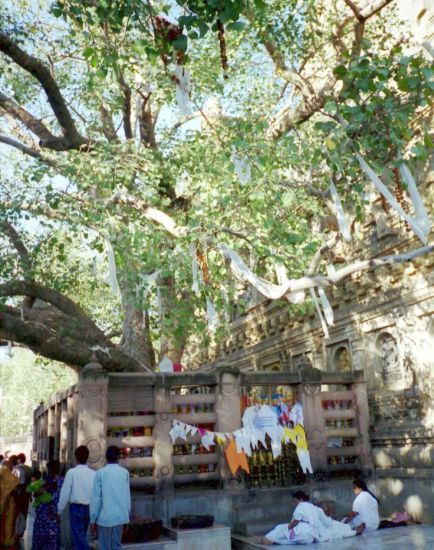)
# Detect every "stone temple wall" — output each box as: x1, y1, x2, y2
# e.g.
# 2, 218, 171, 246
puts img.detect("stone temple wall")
200, 181, 434, 520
